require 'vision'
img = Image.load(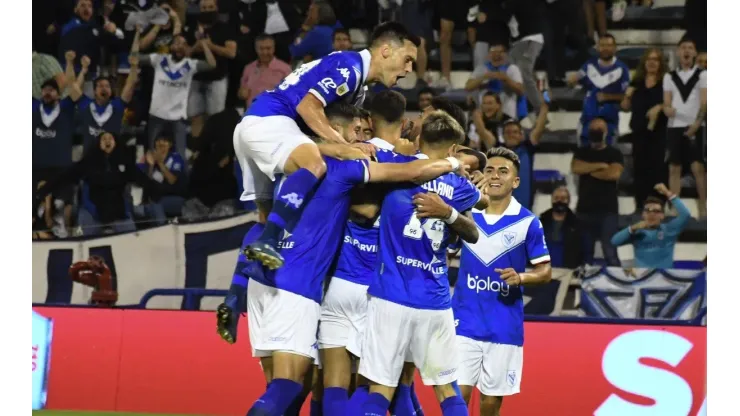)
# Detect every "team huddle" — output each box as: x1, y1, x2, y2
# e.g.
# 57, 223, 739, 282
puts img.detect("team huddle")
217, 22, 552, 416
